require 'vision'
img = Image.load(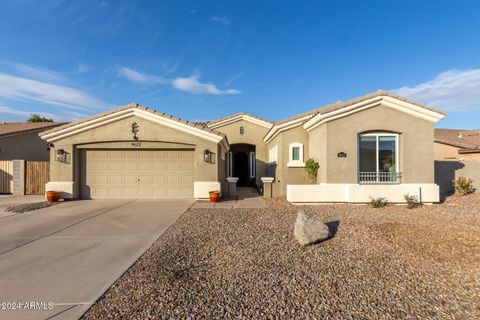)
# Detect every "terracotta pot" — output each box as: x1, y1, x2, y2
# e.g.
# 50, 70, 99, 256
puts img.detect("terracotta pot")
209, 191, 220, 203
46, 191, 61, 203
